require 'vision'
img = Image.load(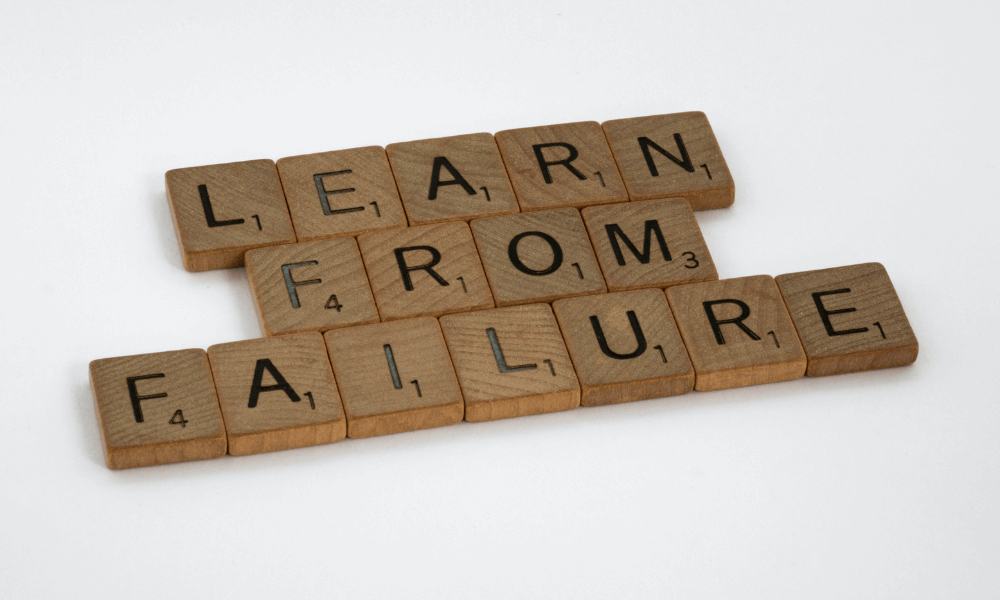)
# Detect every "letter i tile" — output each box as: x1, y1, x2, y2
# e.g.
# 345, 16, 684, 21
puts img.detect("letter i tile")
666, 276, 806, 391
207, 332, 346, 456
439, 304, 580, 422
552, 289, 694, 406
